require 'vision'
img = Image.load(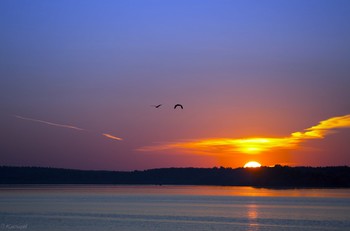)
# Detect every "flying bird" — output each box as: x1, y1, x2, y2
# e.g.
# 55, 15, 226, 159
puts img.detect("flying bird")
174, 104, 183, 109
151, 104, 162, 108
